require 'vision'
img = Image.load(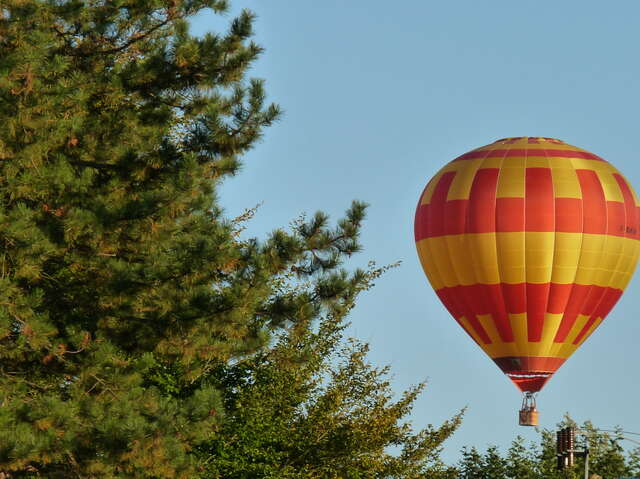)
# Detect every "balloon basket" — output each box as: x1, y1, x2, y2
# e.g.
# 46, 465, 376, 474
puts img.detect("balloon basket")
518, 392, 539, 427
